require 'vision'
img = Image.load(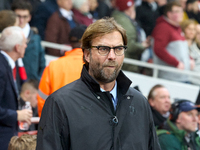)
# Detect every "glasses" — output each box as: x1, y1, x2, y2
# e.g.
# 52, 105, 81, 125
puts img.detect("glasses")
91, 45, 127, 56
17, 15, 30, 19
